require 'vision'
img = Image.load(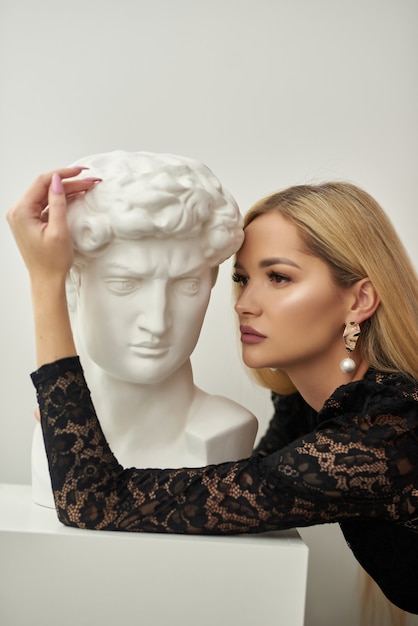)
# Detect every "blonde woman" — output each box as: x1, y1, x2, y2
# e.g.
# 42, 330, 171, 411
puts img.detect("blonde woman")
7, 171, 418, 615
